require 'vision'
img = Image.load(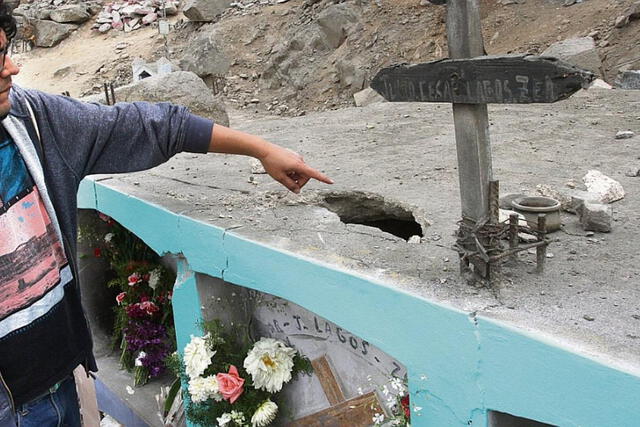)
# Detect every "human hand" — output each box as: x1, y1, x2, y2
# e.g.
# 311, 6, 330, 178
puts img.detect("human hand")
258, 143, 333, 193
